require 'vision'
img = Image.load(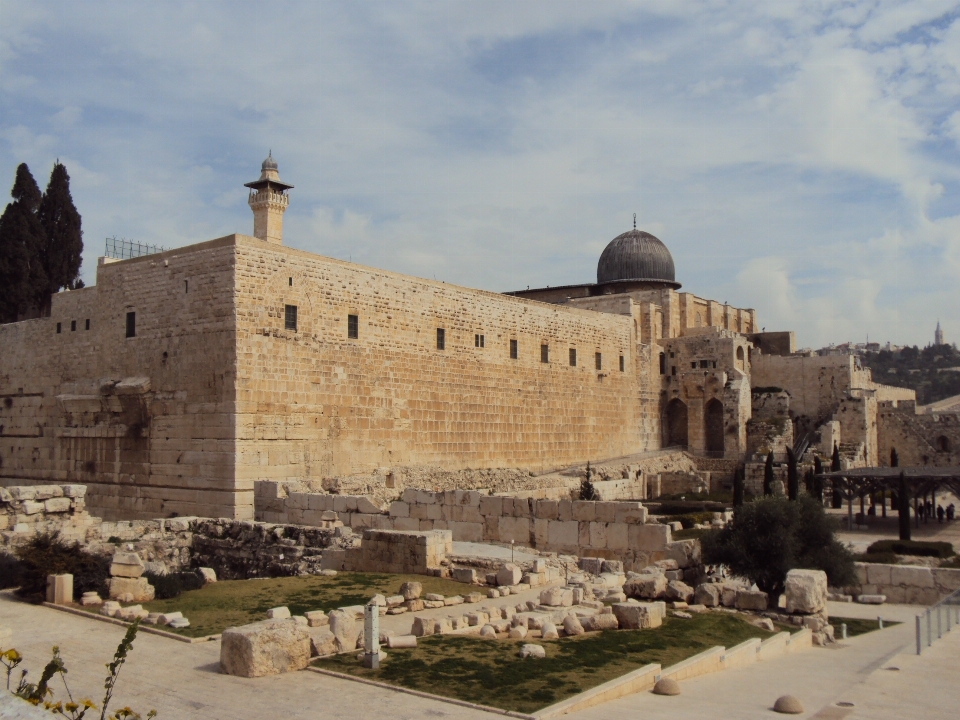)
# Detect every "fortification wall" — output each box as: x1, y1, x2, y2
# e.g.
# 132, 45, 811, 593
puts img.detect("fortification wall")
231, 235, 661, 483
0, 237, 242, 520
877, 402, 960, 467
